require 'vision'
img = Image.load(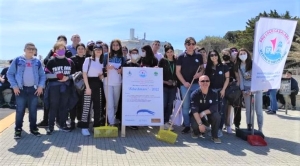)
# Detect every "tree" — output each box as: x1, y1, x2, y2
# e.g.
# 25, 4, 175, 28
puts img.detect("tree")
197, 36, 230, 52
223, 30, 241, 43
